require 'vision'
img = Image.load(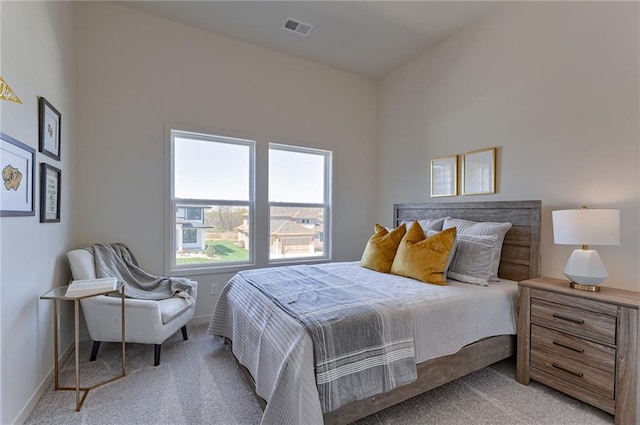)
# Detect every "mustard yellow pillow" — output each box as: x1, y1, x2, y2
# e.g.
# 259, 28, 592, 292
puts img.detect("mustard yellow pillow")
360, 223, 407, 273
391, 222, 457, 285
